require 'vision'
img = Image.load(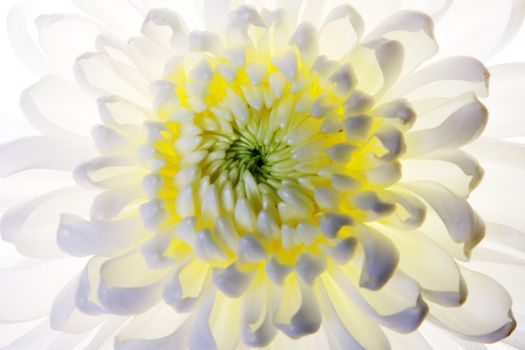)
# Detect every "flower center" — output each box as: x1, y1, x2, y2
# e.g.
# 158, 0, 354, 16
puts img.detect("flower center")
148, 48, 412, 266
205, 125, 291, 188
